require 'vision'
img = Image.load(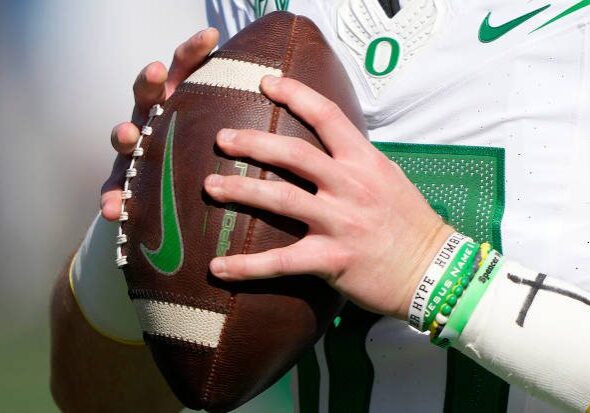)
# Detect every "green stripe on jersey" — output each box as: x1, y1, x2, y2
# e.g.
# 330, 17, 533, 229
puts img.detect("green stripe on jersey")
375, 142, 507, 413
